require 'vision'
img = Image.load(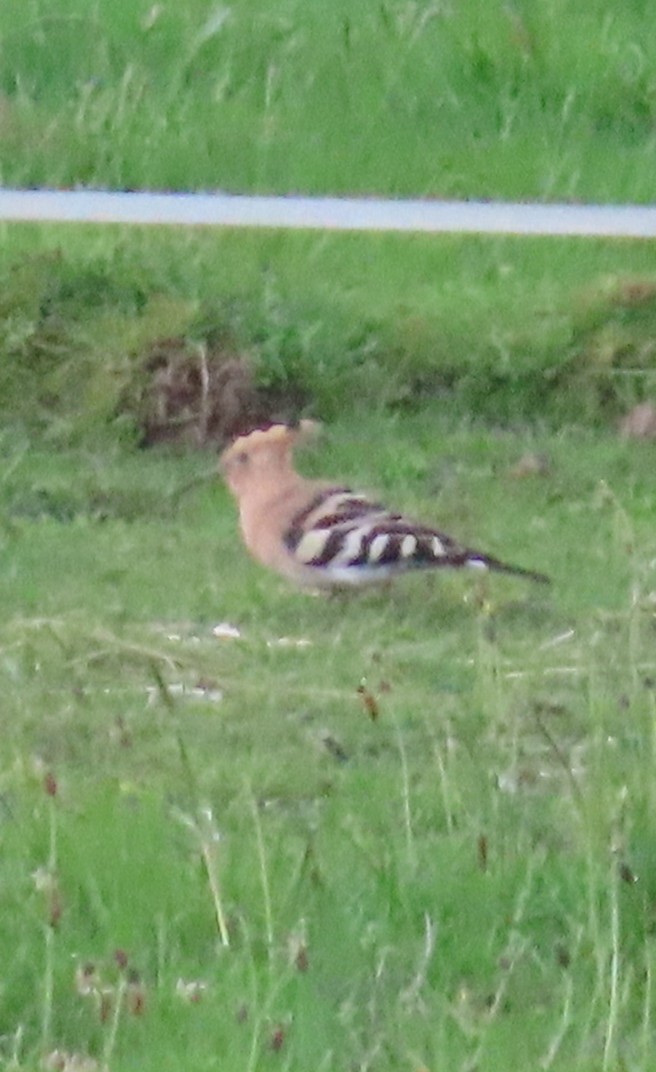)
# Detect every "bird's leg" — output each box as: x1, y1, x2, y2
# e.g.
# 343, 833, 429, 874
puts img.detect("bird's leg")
469, 572, 495, 617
